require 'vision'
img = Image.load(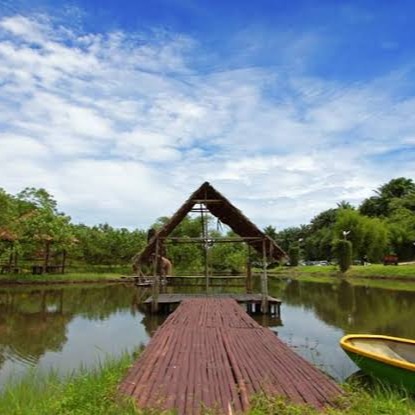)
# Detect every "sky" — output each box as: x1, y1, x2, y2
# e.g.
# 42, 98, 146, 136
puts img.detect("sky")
0, 0, 415, 230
